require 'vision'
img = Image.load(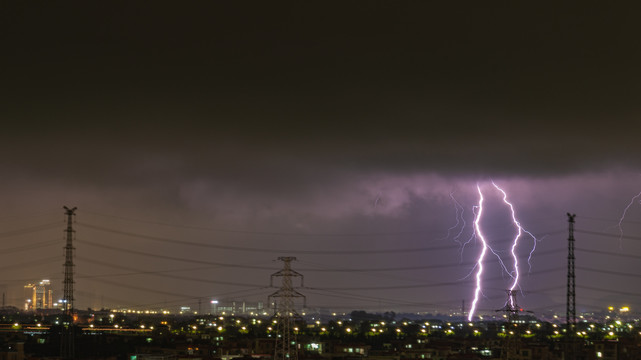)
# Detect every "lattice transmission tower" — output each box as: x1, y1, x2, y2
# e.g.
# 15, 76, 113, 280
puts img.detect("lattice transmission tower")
497, 290, 522, 360
268, 257, 306, 360
61, 206, 76, 359
566, 213, 577, 360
